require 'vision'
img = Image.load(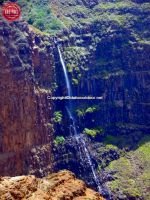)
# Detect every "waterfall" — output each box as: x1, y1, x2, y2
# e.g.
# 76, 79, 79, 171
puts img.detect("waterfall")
57, 45, 72, 97
57, 45, 103, 194
80, 137, 102, 193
